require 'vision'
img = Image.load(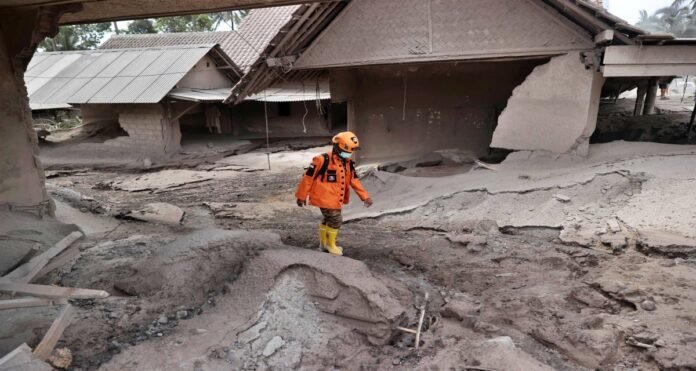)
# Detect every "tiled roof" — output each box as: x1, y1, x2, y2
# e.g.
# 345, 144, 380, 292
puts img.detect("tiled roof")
99, 5, 301, 72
